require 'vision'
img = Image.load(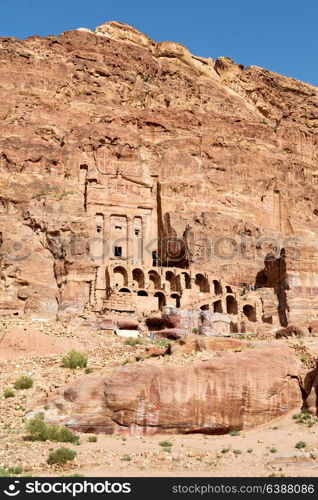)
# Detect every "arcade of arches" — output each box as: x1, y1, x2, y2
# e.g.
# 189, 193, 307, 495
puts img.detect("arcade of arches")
87, 263, 262, 325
